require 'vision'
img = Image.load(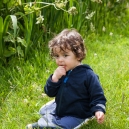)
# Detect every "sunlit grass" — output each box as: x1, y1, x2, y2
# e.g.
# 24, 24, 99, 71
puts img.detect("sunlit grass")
0, 33, 129, 129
